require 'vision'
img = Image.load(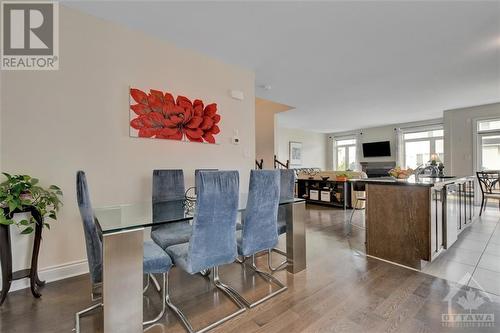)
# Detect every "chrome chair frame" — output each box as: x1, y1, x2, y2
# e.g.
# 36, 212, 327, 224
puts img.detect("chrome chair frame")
348, 196, 366, 225
231, 254, 287, 308
74, 273, 167, 332
268, 248, 288, 272
165, 267, 246, 333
